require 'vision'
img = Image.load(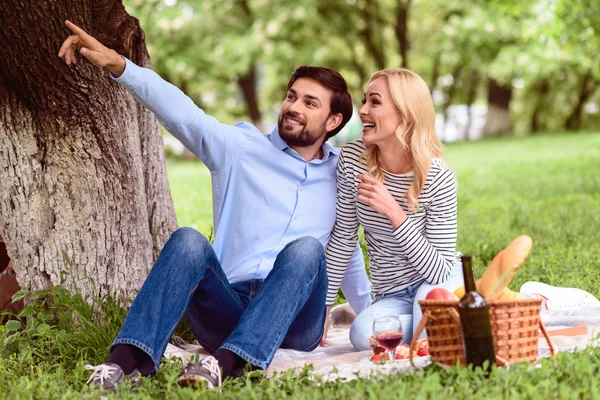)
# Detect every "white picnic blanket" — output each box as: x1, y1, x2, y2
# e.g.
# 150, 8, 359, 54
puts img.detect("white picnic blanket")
164, 305, 600, 381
